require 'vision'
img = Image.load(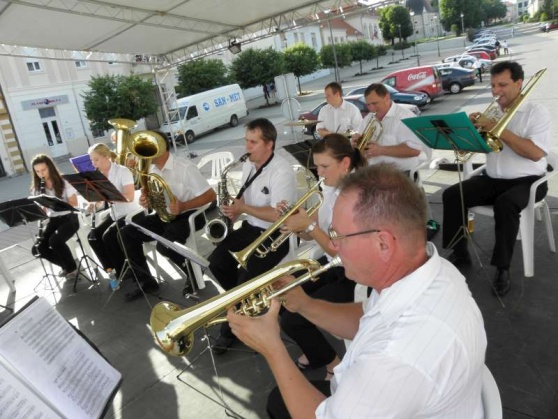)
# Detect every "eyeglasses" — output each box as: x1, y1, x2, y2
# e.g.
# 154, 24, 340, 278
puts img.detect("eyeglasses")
328, 226, 381, 242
